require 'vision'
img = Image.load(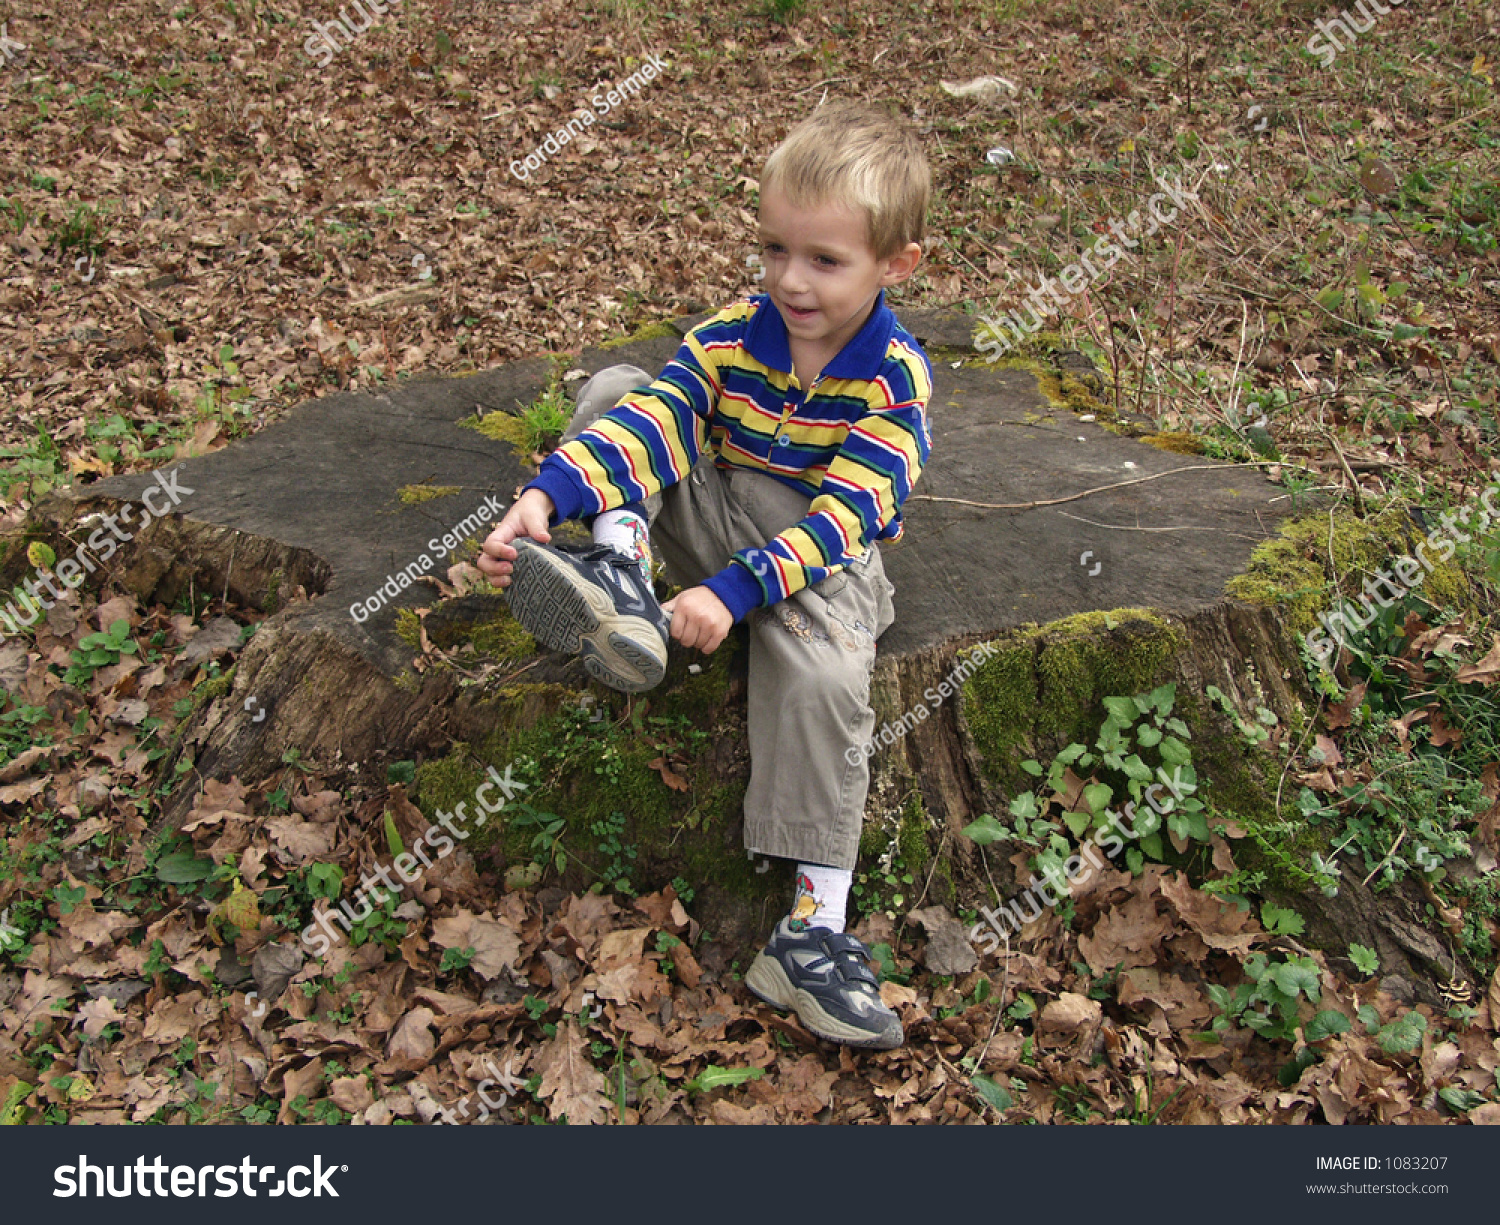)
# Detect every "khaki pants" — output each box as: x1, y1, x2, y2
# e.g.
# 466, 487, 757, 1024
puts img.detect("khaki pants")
563, 365, 896, 870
